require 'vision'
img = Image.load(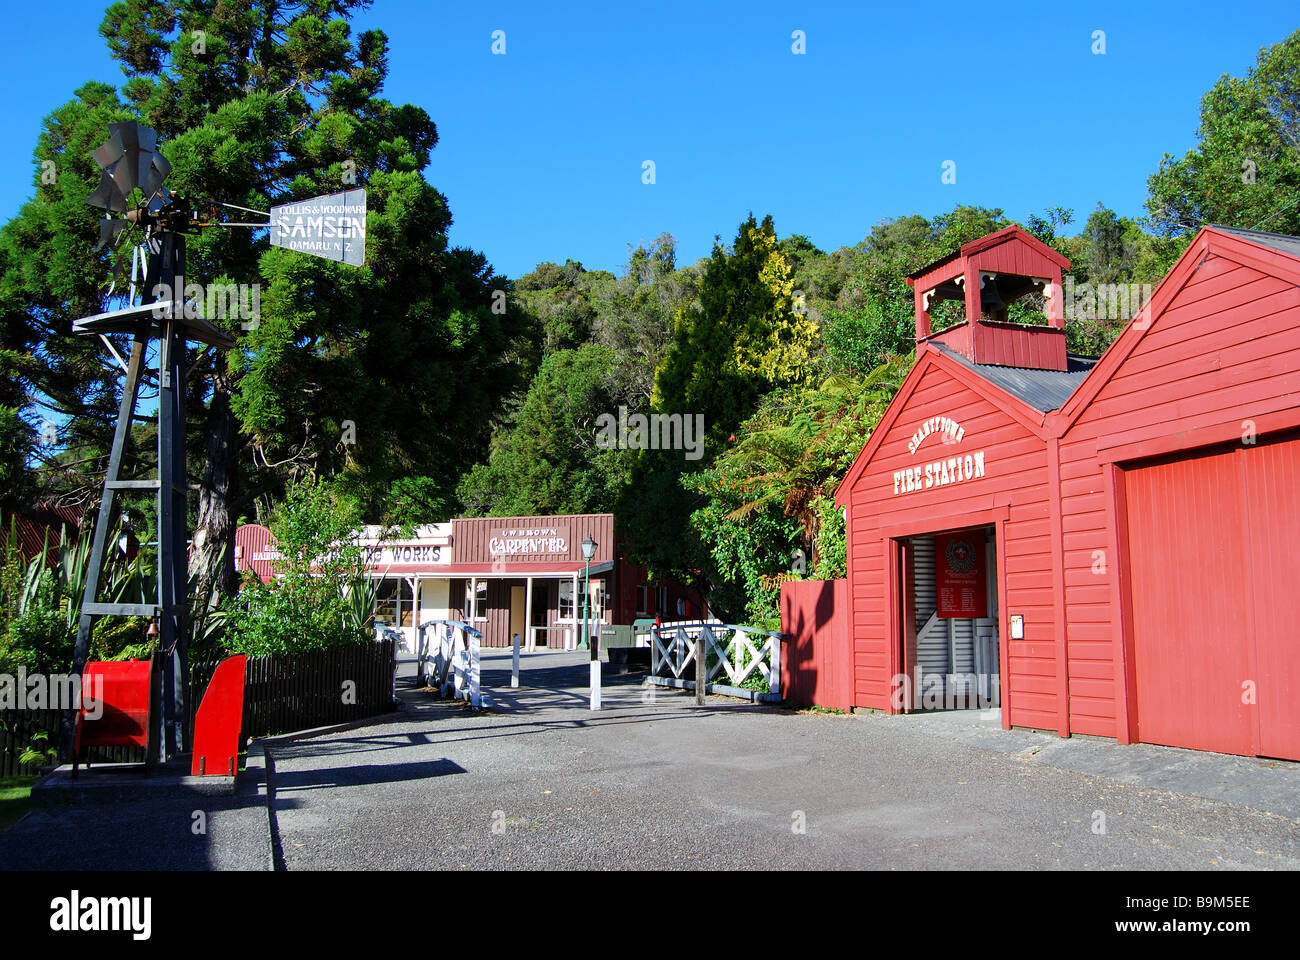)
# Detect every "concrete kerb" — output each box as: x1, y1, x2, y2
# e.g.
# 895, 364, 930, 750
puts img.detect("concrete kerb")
30, 760, 242, 807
